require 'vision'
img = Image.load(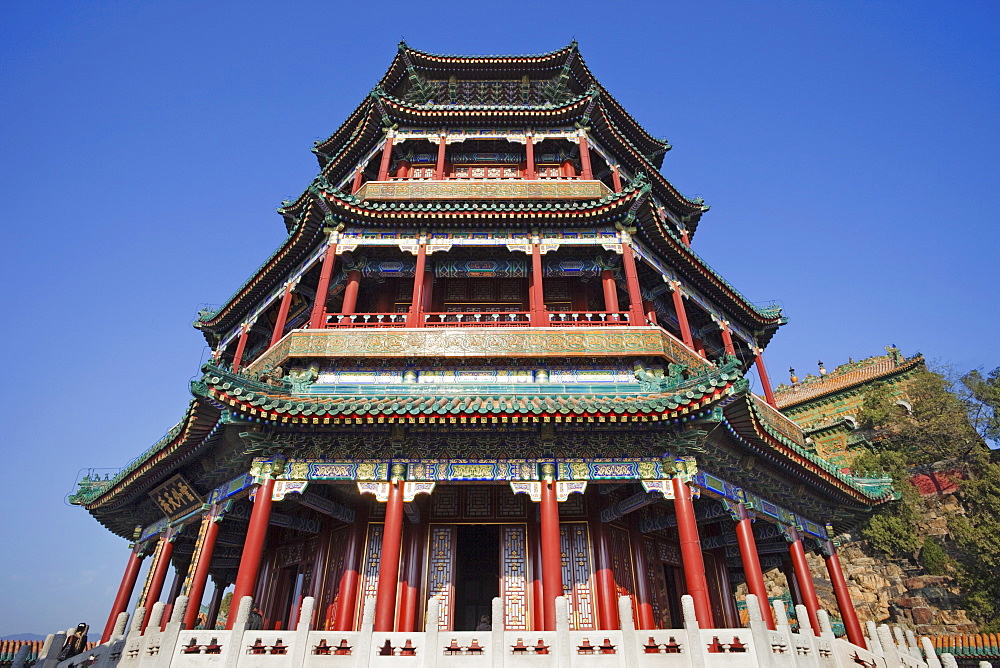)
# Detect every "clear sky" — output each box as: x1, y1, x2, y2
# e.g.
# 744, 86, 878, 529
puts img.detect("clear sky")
1, 0, 997, 636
